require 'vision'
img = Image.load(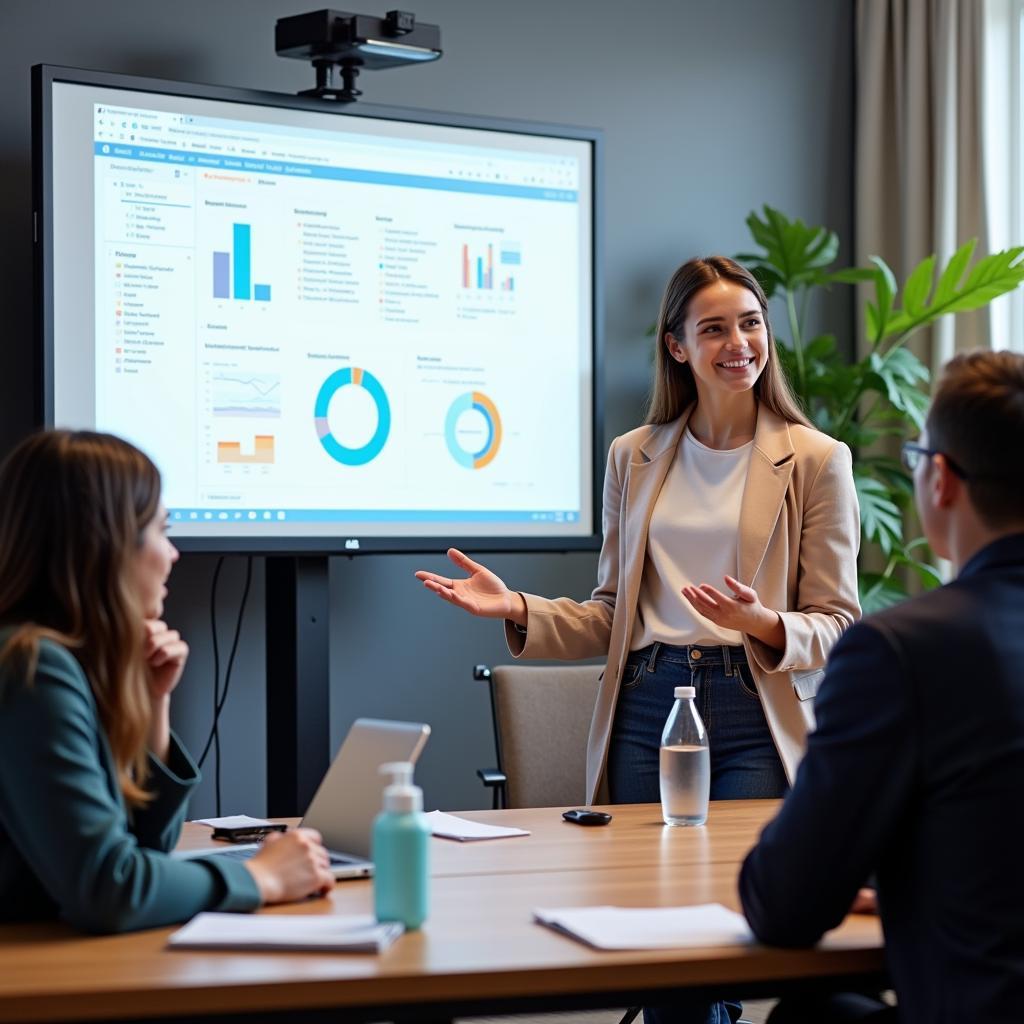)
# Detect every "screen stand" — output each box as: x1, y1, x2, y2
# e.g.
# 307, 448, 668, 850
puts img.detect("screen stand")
265, 556, 330, 816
